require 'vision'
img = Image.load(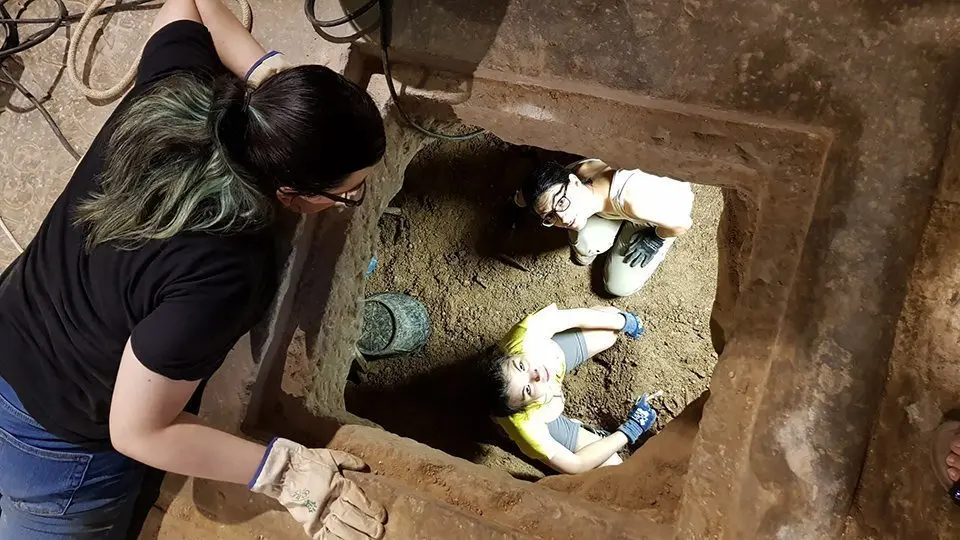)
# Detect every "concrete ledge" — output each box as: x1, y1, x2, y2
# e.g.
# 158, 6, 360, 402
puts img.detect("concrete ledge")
332, 425, 673, 540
